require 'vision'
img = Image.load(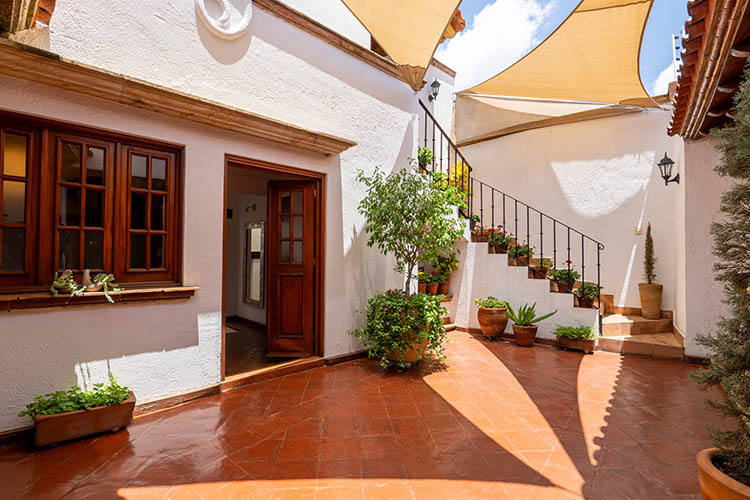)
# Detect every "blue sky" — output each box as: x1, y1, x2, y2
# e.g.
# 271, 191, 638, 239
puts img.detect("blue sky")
438, 0, 687, 96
